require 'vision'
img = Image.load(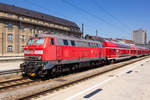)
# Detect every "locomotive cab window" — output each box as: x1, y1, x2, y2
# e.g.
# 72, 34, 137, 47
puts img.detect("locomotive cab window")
50, 38, 54, 45
27, 38, 34, 45
63, 40, 68, 46
34, 38, 44, 45
71, 40, 76, 46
